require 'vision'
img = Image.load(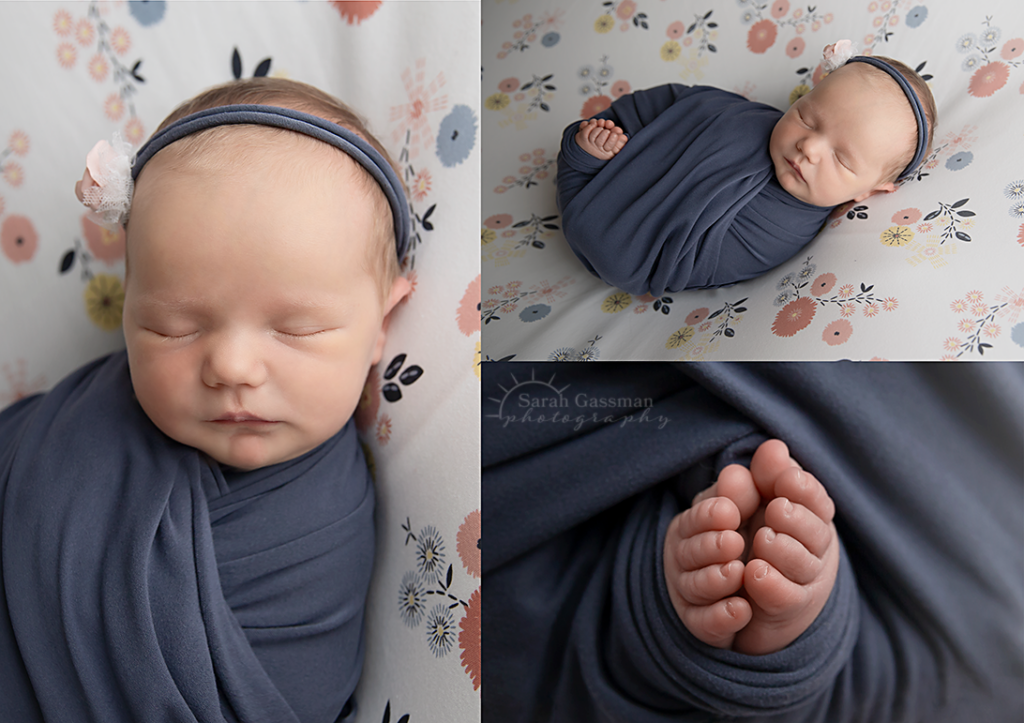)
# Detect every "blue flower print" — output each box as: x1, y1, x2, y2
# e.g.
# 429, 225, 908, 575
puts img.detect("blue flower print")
1004, 180, 1024, 200
946, 152, 973, 171
542, 32, 560, 47
1012, 322, 1024, 348
436, 105, 476, 168
955, 33, 977, 53
129, 0, 167, 26
905, 6, 928, 28
520, 304, 551, 322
